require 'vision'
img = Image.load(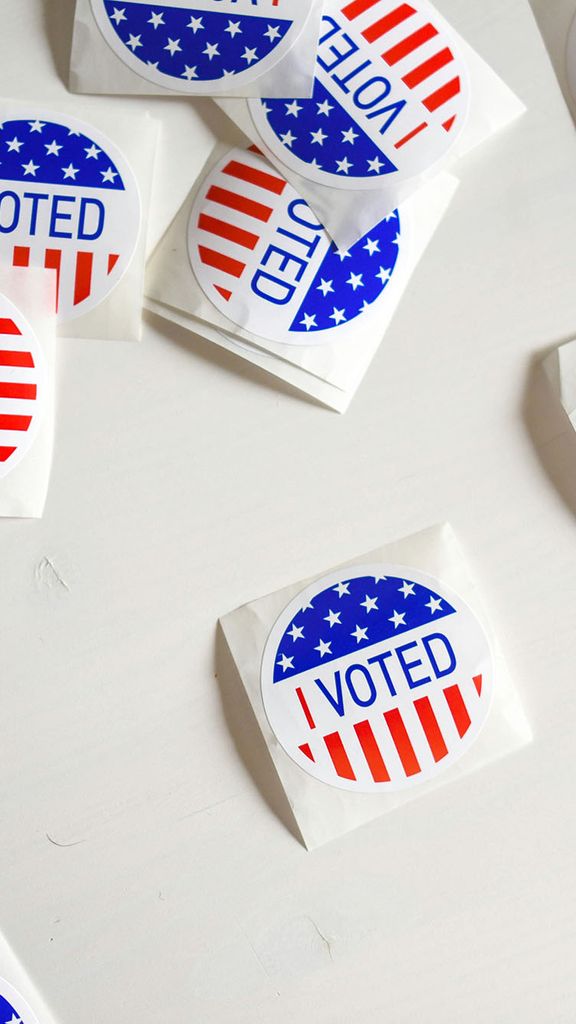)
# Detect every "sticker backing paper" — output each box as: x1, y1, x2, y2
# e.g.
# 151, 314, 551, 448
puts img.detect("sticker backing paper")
0, 293, 46, 480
